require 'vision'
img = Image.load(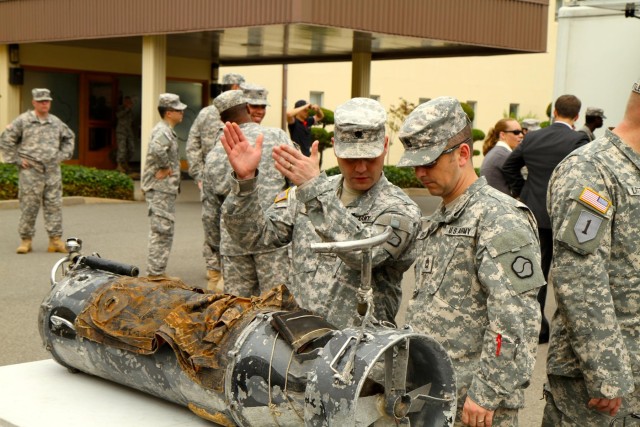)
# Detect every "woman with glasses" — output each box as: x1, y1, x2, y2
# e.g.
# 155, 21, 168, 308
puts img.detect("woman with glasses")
479, 118, 524, 195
